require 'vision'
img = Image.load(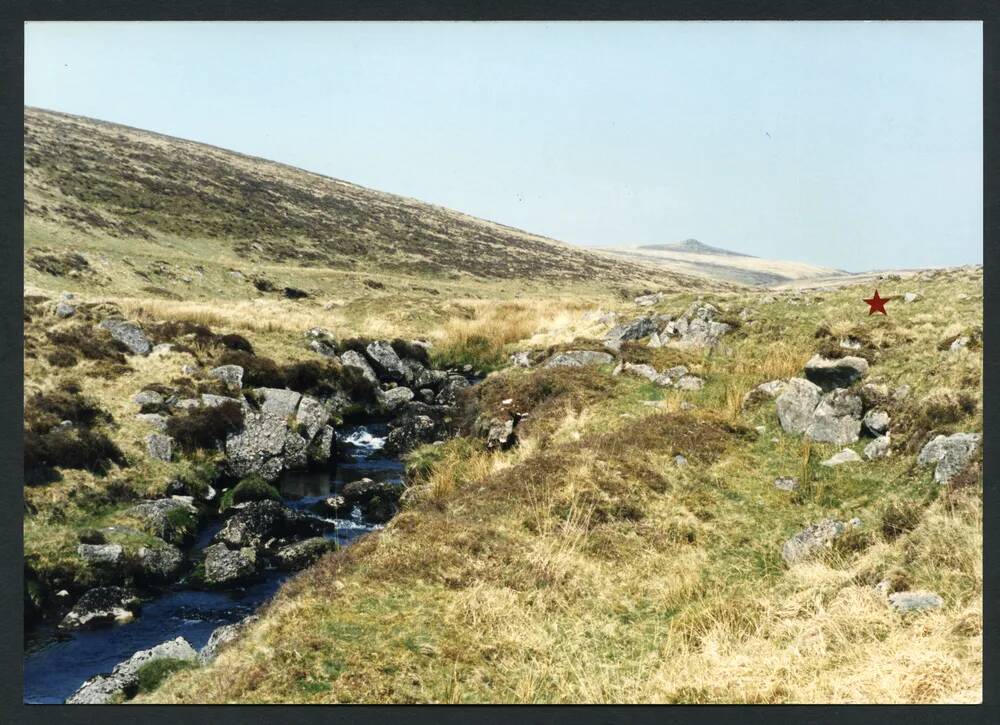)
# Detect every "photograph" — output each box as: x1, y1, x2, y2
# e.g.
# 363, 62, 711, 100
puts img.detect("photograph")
20, 19, 983, 705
